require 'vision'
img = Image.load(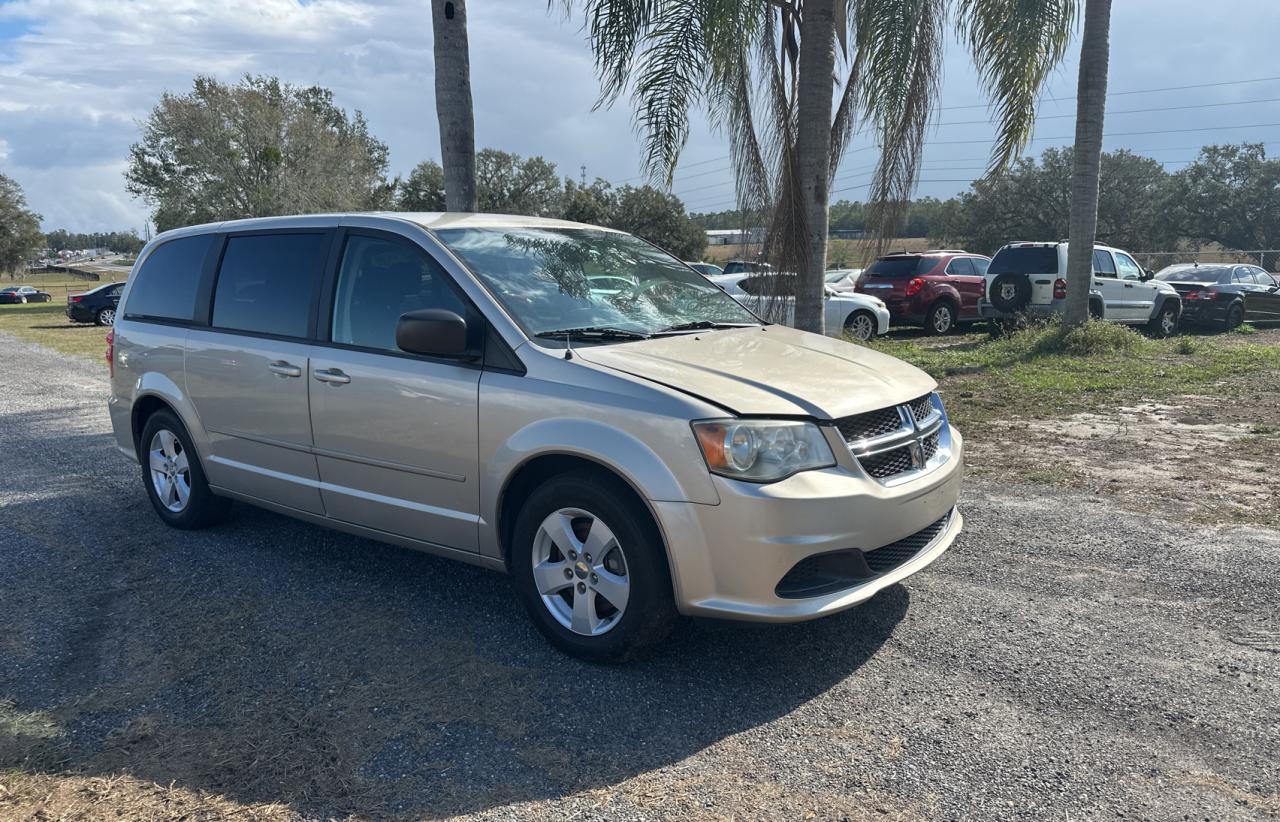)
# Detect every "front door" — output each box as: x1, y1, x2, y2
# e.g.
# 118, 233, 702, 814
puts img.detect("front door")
1091, 250, 1126, 319
1241, 267, 1280, 322
1114, 252, 1154, 321
307, 231, 482, 552
184, 231, 331, 514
